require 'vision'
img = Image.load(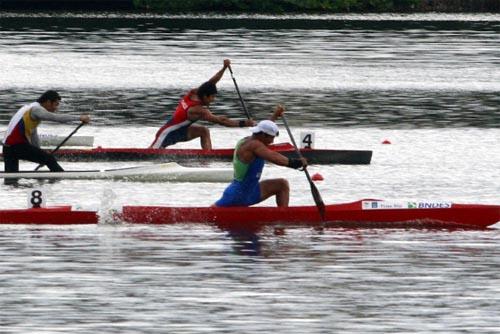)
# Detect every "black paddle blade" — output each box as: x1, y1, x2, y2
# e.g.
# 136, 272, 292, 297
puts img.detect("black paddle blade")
309, 181, 326, 220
